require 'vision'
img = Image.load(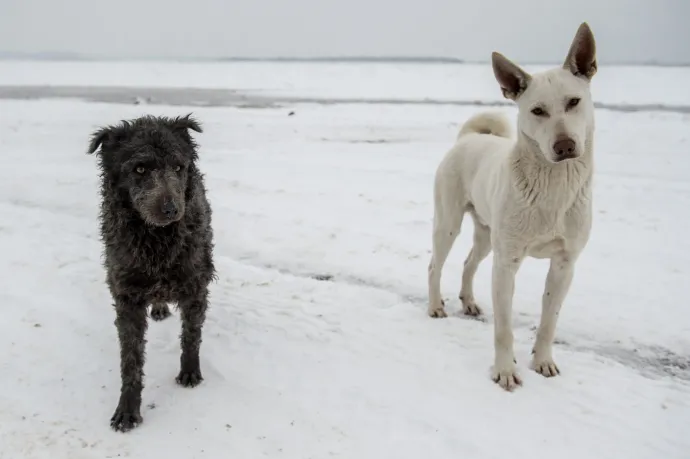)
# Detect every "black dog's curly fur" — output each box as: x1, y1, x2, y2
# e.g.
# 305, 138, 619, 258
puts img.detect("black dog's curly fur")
88, 114, 215, 432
